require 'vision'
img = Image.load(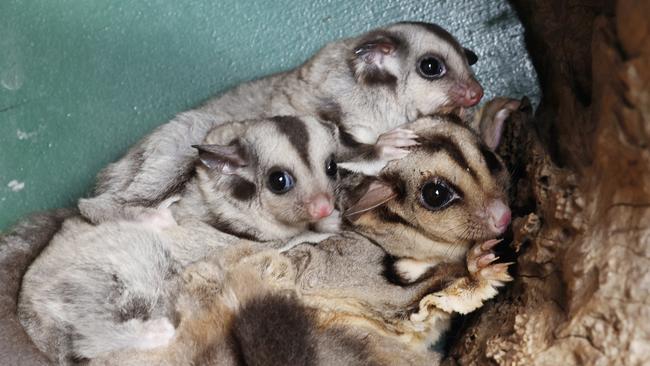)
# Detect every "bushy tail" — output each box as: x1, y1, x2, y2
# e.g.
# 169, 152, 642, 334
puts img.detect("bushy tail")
0, 208, 77, 366
213, 292, 380, 366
